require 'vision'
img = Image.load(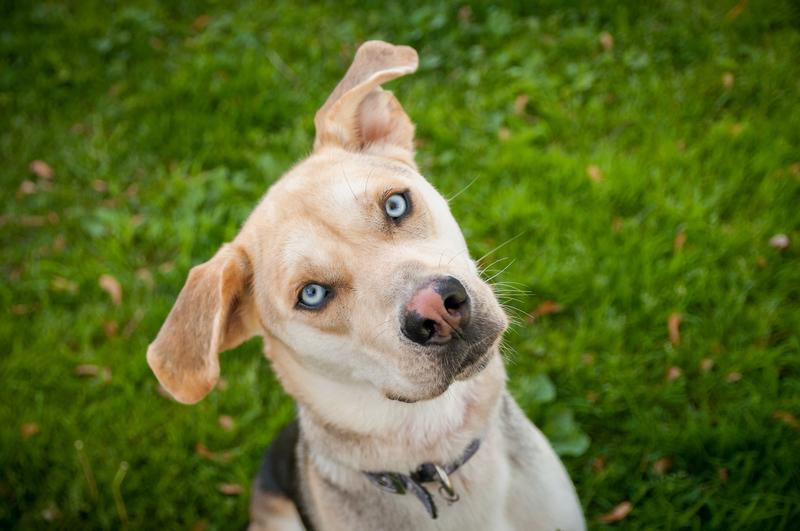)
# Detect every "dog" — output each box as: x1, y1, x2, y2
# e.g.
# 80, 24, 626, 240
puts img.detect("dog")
147, 41, 585, 531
